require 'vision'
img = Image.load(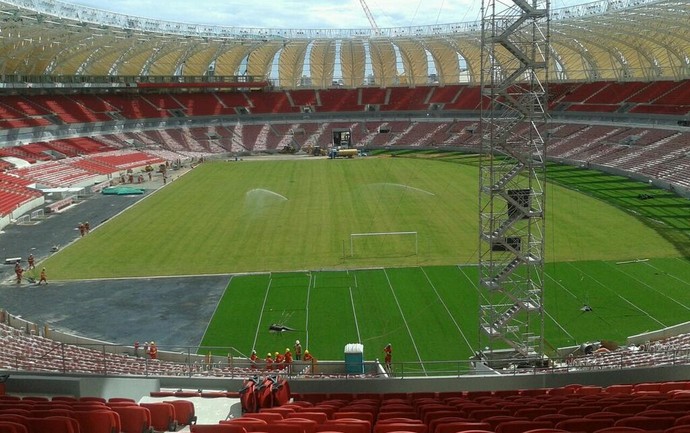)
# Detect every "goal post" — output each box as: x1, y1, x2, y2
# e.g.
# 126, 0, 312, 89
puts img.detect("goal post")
349, 231, 418, 258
